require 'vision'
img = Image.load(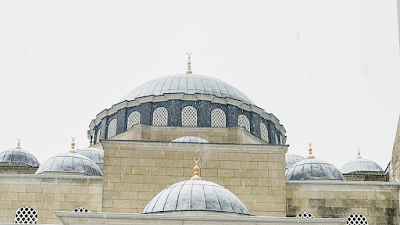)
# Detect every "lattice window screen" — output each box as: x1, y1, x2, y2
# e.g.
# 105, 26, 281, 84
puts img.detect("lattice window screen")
238, 115, 250, 132
107, 119, 117, 138
211, 108, 226, 127
346, 212, 368, 225
296, 211, 315, 218
153, 107, 168, 126
127, 111, 140, 130
260, 123, 269, 142
14, 205, 38, 224
182, 106, 197, 127
96, 129, 101, 144
73, 206, 89, 213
